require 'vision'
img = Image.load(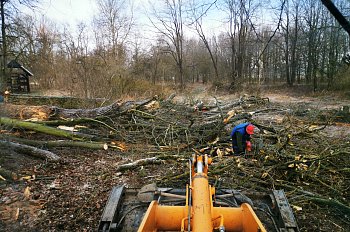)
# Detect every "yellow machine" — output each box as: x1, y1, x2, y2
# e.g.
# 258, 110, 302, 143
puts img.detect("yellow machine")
137, 154, 265, 232
98, 154, 299, 231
